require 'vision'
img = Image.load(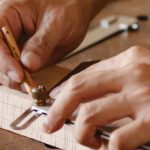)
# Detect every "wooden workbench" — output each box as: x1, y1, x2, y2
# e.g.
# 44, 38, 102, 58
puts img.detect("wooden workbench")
1, 0, 150, 149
